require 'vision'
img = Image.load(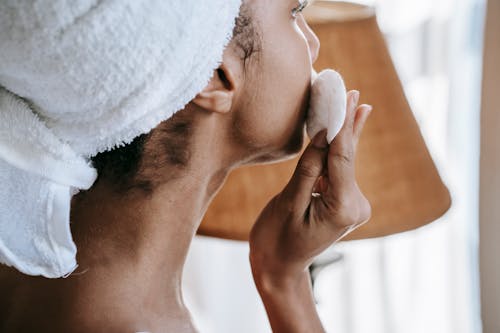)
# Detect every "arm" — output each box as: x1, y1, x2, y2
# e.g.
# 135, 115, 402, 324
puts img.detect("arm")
249, 90, 373, 333
251, 266, 326, 333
